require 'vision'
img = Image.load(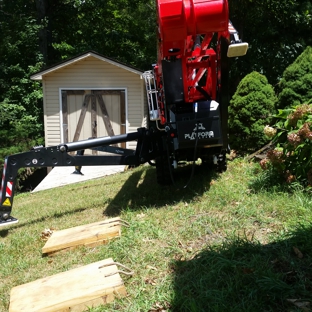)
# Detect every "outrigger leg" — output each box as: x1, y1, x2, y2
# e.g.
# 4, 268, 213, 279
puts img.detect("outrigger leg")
0, 127, 164, 226
0, 158, 19, 227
